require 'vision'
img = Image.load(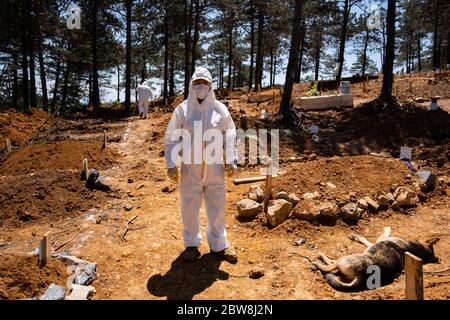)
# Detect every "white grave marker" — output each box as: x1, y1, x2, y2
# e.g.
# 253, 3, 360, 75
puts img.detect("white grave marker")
310, 125, 319, 135
400, 147, 412, 160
